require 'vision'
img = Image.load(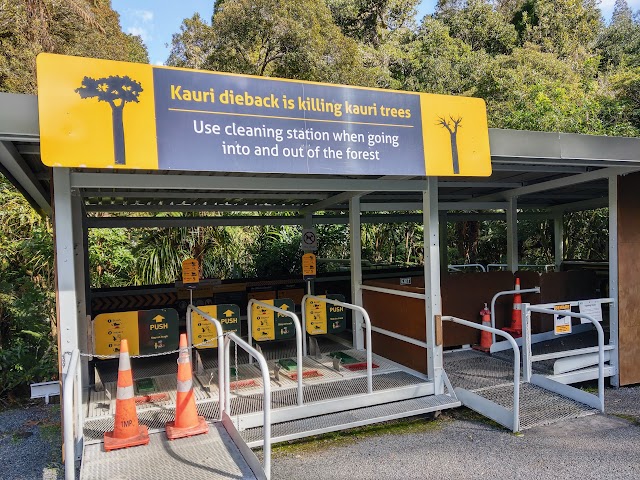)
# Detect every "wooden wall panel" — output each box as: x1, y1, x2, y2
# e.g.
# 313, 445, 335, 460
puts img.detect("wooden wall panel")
618, 172, 640, 386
